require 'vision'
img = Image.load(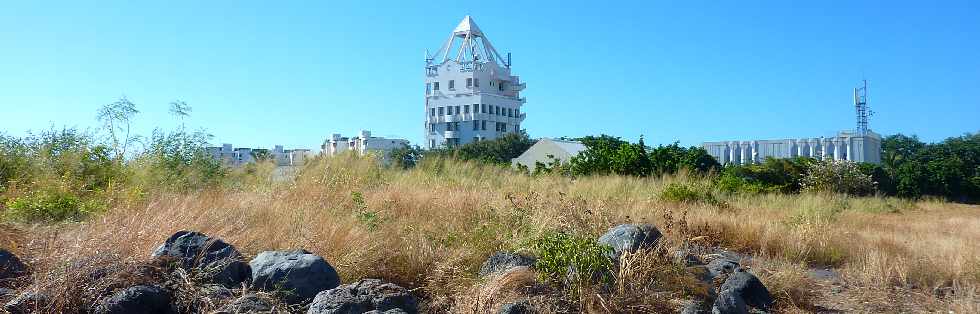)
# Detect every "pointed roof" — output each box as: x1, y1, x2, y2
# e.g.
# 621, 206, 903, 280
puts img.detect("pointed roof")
453, 15, 483, 36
